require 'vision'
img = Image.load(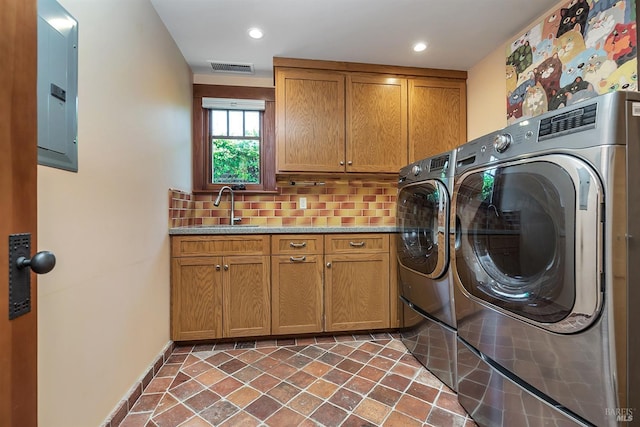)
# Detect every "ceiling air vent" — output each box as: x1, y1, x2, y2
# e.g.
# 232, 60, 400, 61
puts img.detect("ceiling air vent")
209, 61, 254, 75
